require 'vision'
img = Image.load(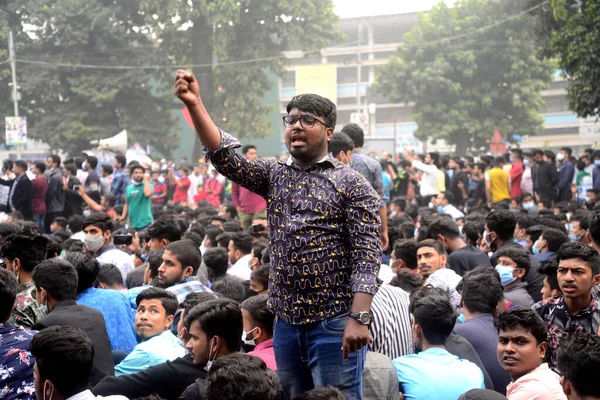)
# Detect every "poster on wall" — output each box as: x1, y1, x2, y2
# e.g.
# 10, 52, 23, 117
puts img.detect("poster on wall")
5, 116, 27, 146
